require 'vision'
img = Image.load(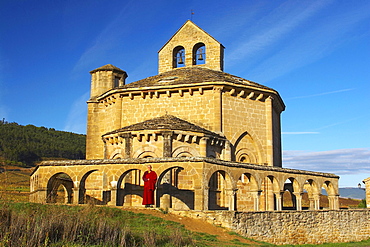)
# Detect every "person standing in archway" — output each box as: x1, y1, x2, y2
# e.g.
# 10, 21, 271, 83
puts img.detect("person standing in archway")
142, 165, 157, 207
